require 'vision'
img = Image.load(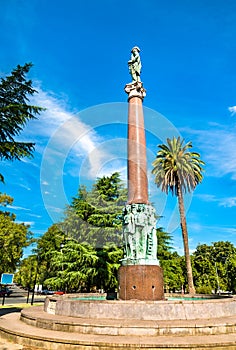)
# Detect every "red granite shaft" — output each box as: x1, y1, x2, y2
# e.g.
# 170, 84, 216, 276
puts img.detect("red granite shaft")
127, 96, 148, 204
